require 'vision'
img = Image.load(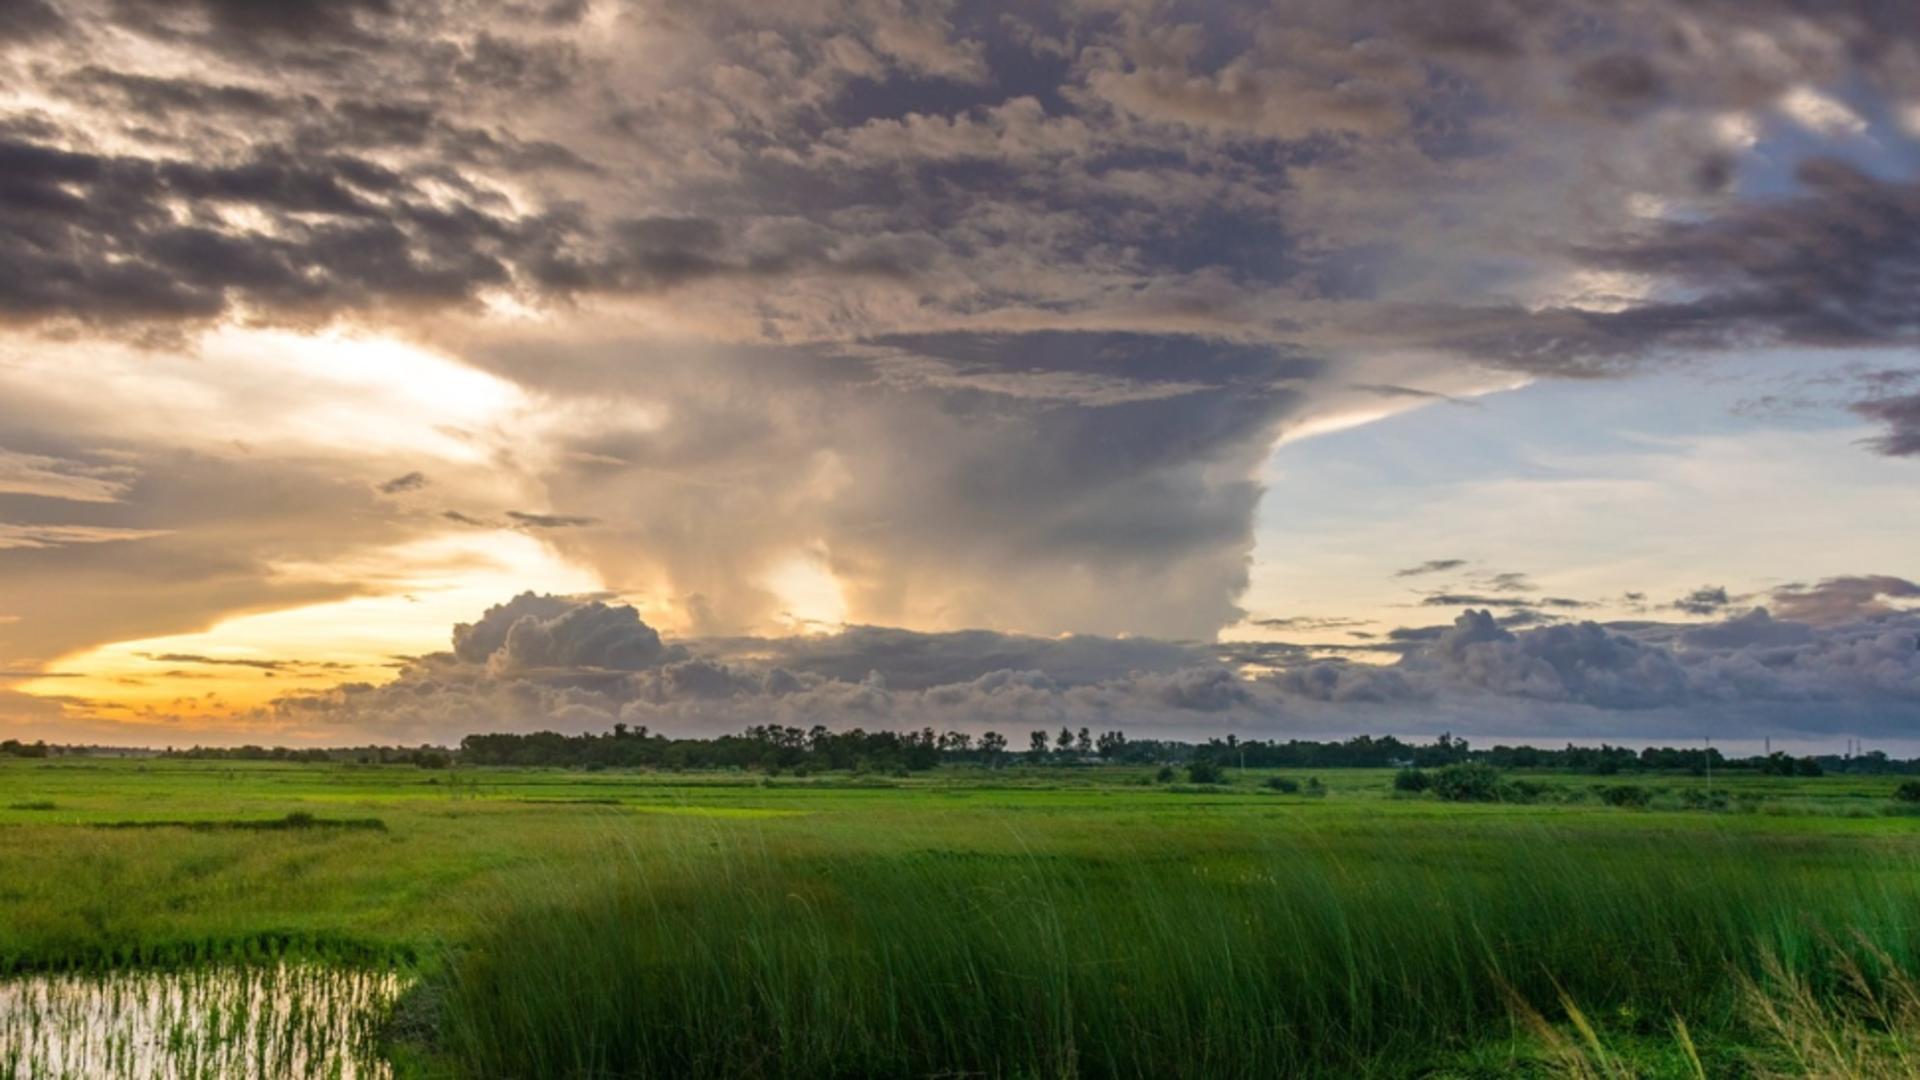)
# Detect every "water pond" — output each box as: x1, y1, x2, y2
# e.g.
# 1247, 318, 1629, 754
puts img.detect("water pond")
0, 963, 402, 1079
